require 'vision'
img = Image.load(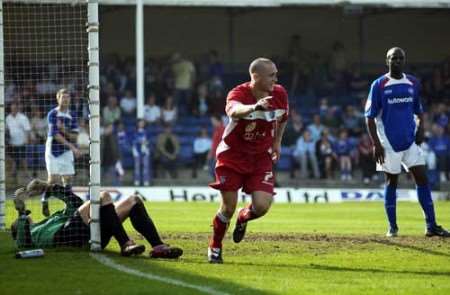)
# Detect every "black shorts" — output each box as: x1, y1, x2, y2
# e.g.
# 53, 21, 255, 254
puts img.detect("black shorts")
54, 209, 118, 249
54, 211, 90, 247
